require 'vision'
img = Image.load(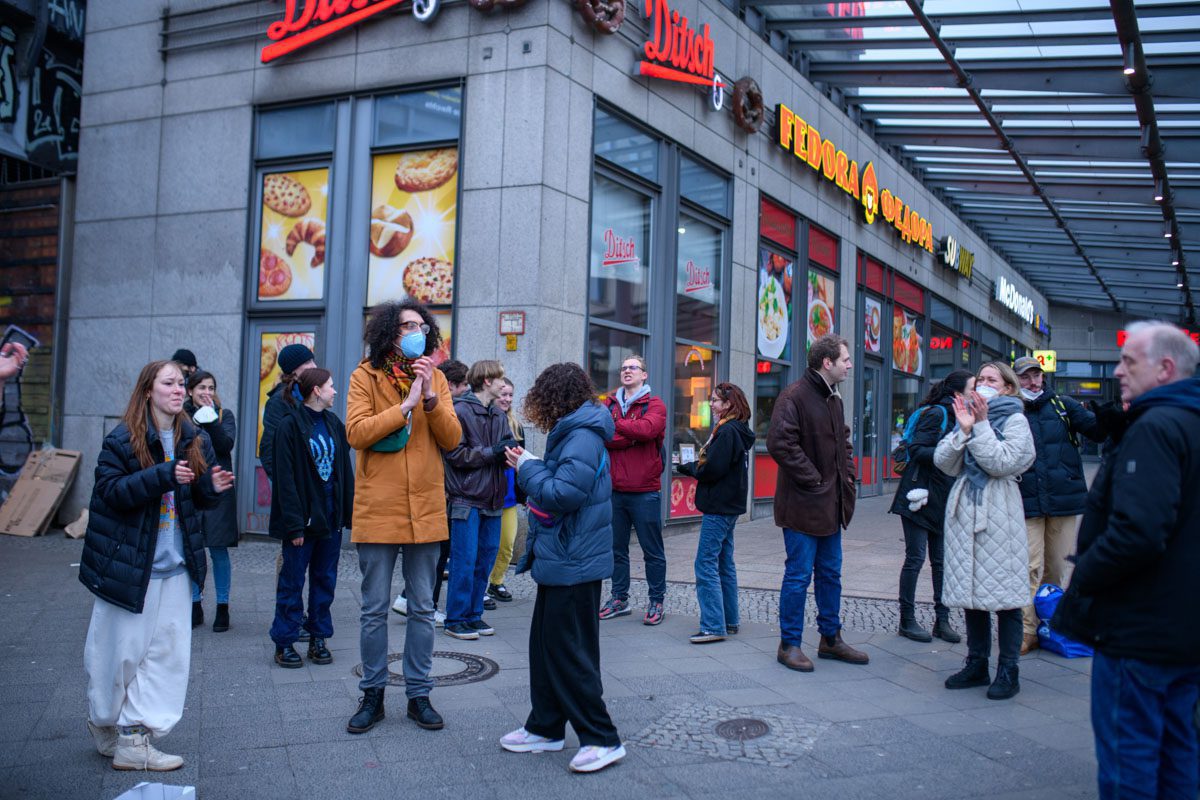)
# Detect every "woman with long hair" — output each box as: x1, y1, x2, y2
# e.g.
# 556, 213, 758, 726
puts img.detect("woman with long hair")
80, 360, 234, 771
184, 369, 238, 632
268, 367, 353, 669
935, 361, 1036, 701
677, 382, 754, 644
487, 376, 525, 604
500, 363, 625, 774
888, 369, 975, 644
